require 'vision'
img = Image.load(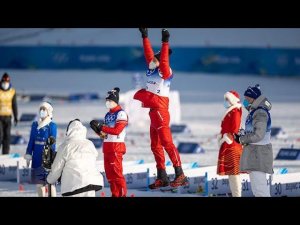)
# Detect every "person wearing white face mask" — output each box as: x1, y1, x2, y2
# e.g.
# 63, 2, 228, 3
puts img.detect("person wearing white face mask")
24, 101, 57, 195
133, 28, 188, 189
217, 90, 243, 197
90, 87, 128, 197
0, 73, 18, 155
